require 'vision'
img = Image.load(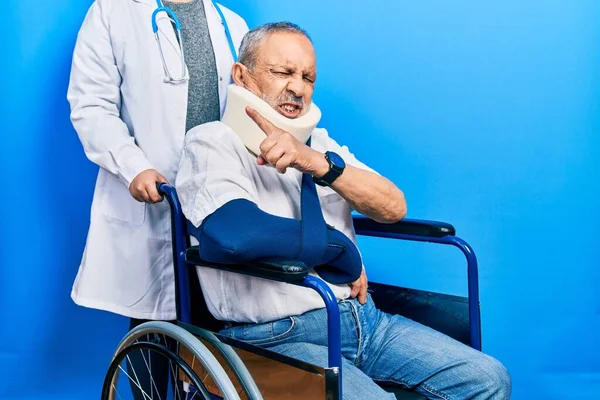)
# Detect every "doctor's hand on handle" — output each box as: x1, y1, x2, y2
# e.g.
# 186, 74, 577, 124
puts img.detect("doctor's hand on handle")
129, 169, 168, 203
